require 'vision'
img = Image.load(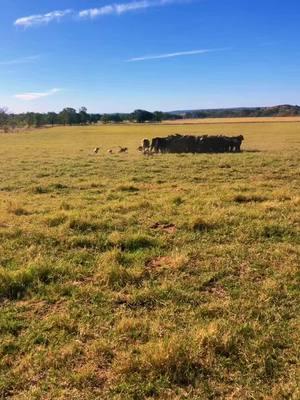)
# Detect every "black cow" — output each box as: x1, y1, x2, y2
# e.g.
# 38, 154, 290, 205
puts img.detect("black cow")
151, 137, 168, 153
150, 134, 244, 153
228, 135, 244, 152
